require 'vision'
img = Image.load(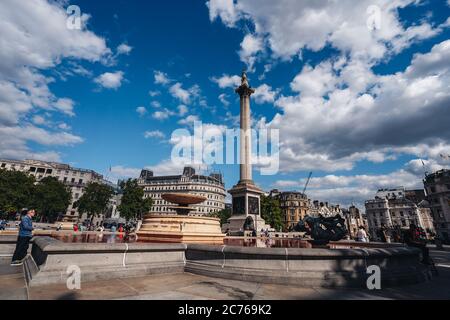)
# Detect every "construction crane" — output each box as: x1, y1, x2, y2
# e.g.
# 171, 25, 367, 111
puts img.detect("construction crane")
302, 172, 313, 195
